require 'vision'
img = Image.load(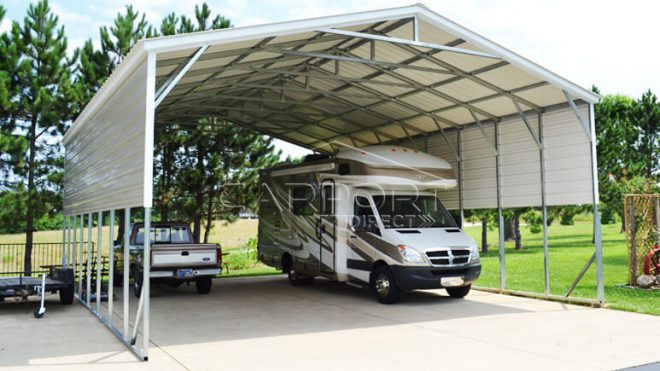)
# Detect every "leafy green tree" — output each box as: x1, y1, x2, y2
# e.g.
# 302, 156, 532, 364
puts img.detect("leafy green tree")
9, 0, 73, 274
